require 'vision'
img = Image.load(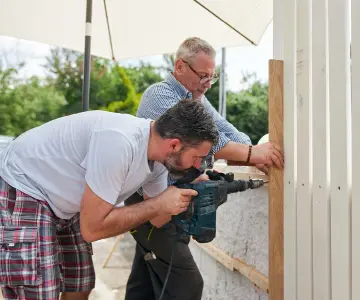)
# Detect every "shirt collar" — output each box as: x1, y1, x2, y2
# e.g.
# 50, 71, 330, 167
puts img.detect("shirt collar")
165, 73, 192, 99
